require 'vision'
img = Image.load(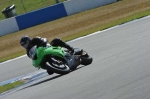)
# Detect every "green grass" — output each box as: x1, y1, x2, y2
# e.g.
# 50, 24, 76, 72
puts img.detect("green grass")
0, 81, 24, 94
0, 0, 66, 20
